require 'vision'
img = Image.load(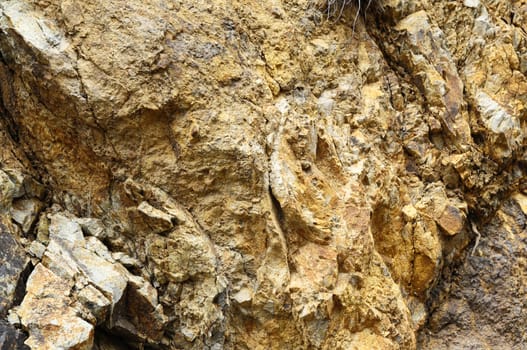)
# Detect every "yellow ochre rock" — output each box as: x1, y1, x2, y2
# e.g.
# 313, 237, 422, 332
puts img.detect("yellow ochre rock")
0, 0, 525, 349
